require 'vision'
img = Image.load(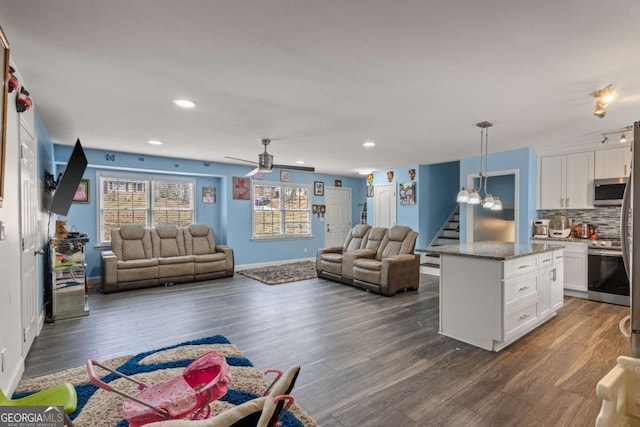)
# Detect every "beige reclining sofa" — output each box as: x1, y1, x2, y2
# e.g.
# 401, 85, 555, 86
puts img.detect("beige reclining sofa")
316, 224, 419, 296
101, 224, 234, 293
